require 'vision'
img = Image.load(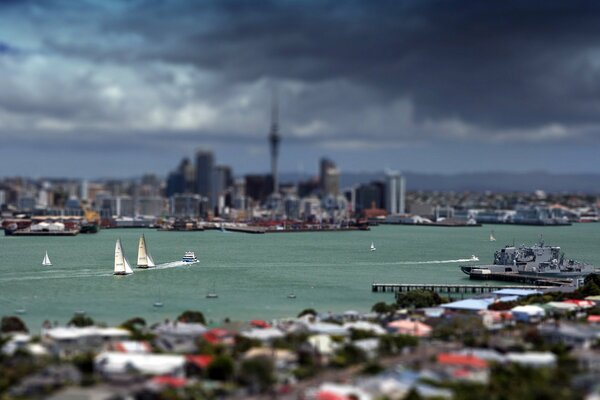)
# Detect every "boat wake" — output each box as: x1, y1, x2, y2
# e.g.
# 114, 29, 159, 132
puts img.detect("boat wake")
151, 261, 192, 270
391, 257, 478, 265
